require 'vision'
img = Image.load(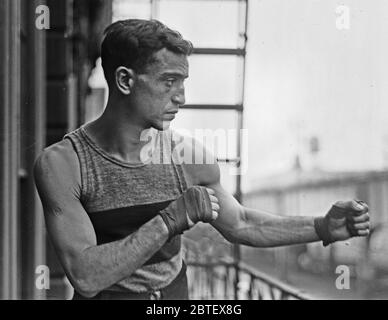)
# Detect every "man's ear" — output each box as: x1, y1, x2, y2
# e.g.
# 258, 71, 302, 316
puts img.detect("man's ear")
115, 67, 135, 95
